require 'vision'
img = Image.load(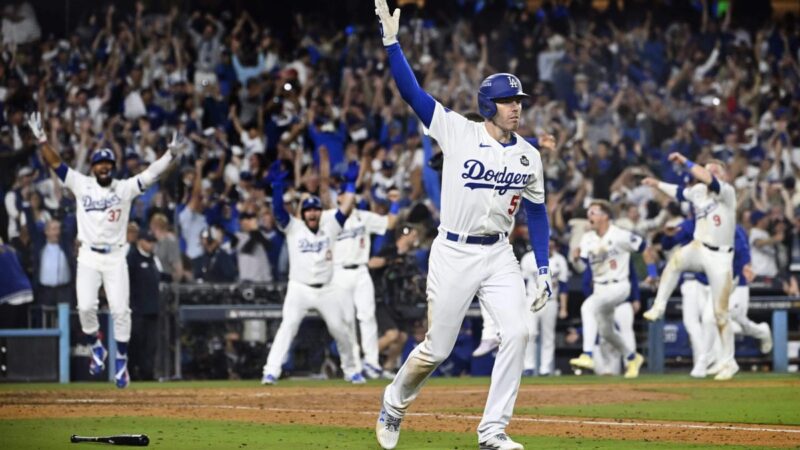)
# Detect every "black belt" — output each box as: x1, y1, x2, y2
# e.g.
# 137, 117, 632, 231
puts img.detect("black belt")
595, 279, 621, 285
305, 283, 323, 289
343, 264, 363, 270
90, 246, 113, 254
703, 243, 733, 253
445, 231, 507, 245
